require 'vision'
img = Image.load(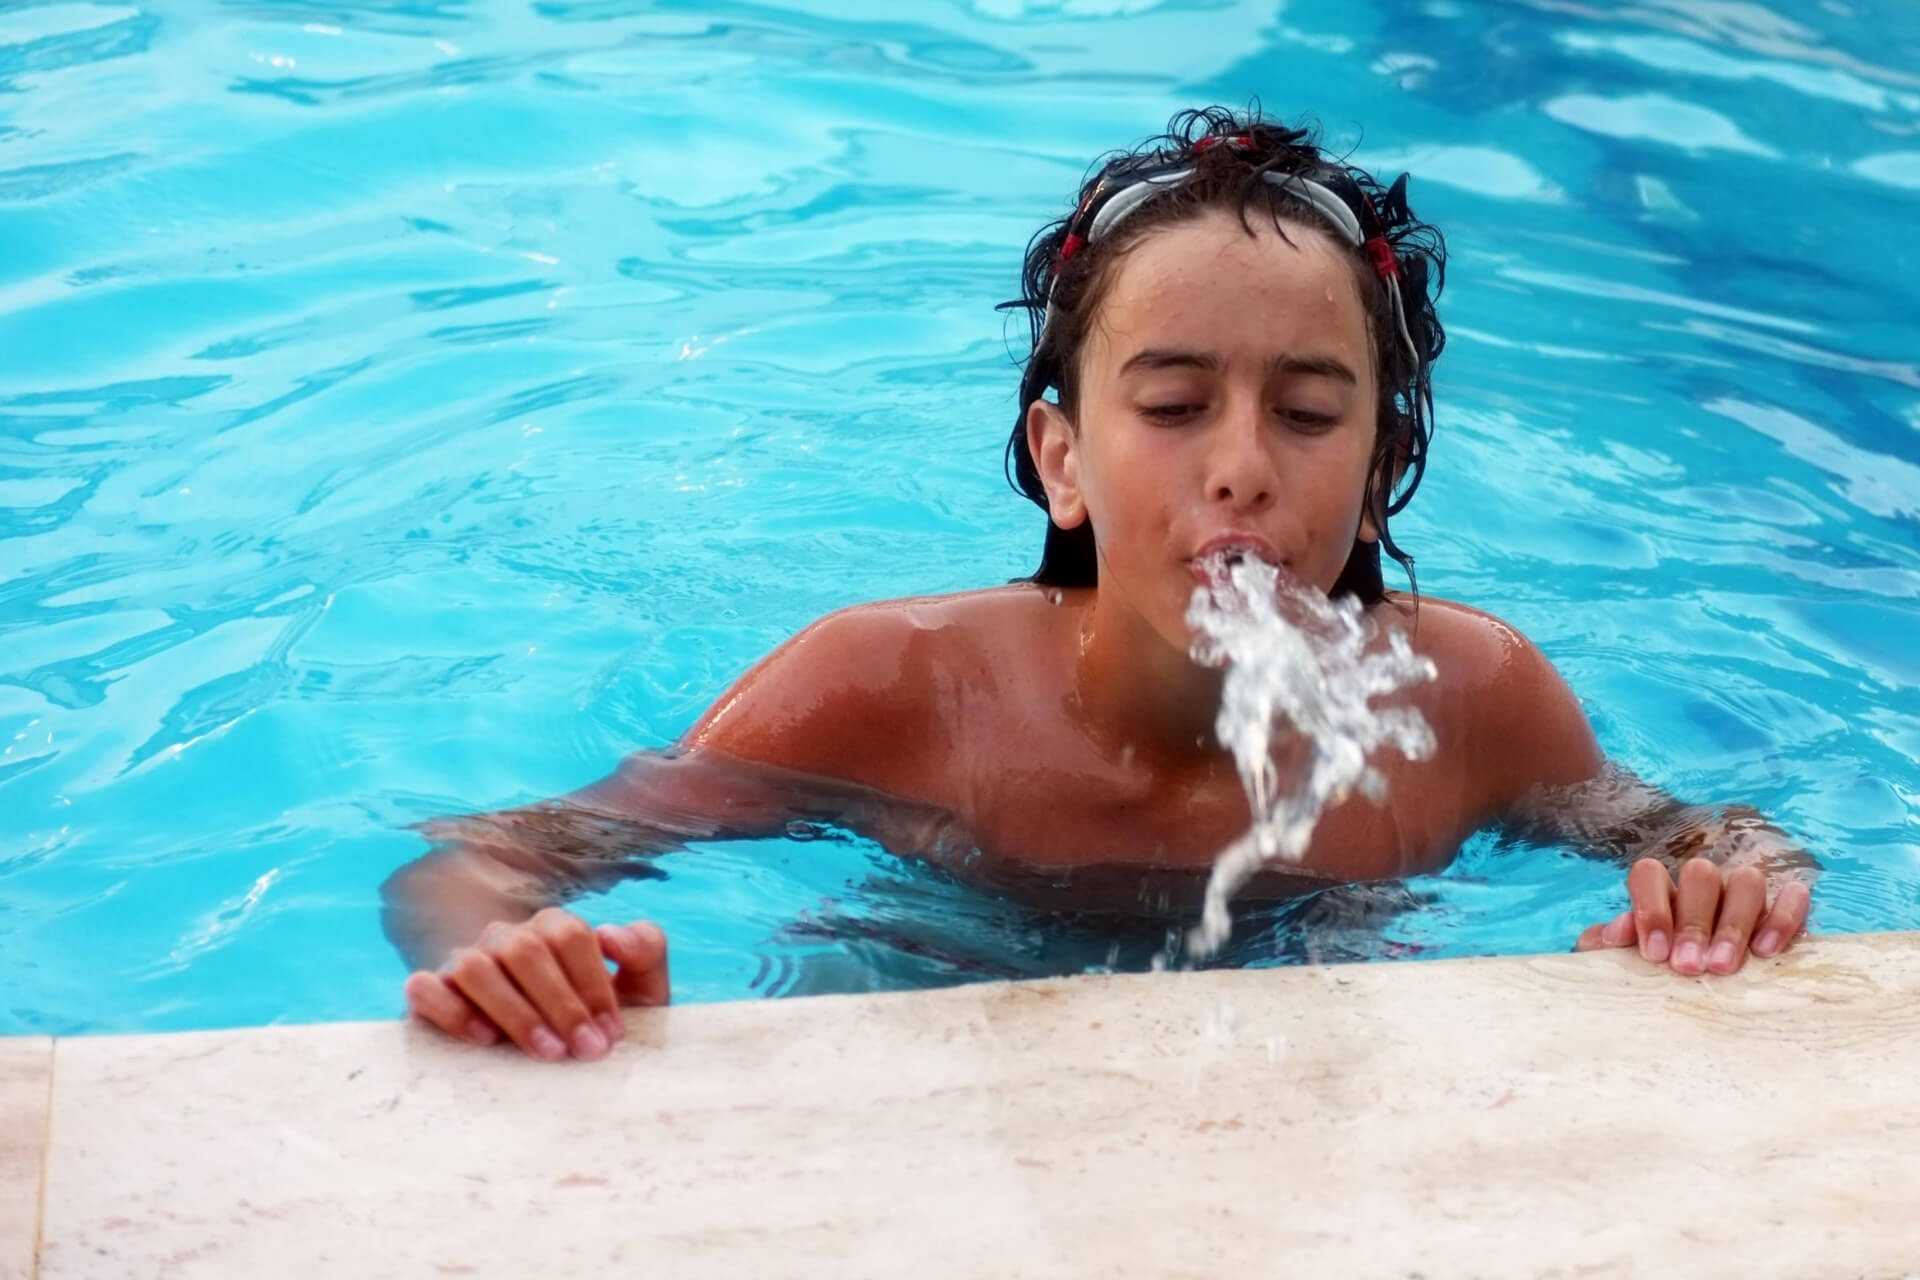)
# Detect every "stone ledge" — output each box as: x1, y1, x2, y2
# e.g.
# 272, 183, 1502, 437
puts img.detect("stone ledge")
20, 933, 1920, 1278
0, 1038, 51, 1280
